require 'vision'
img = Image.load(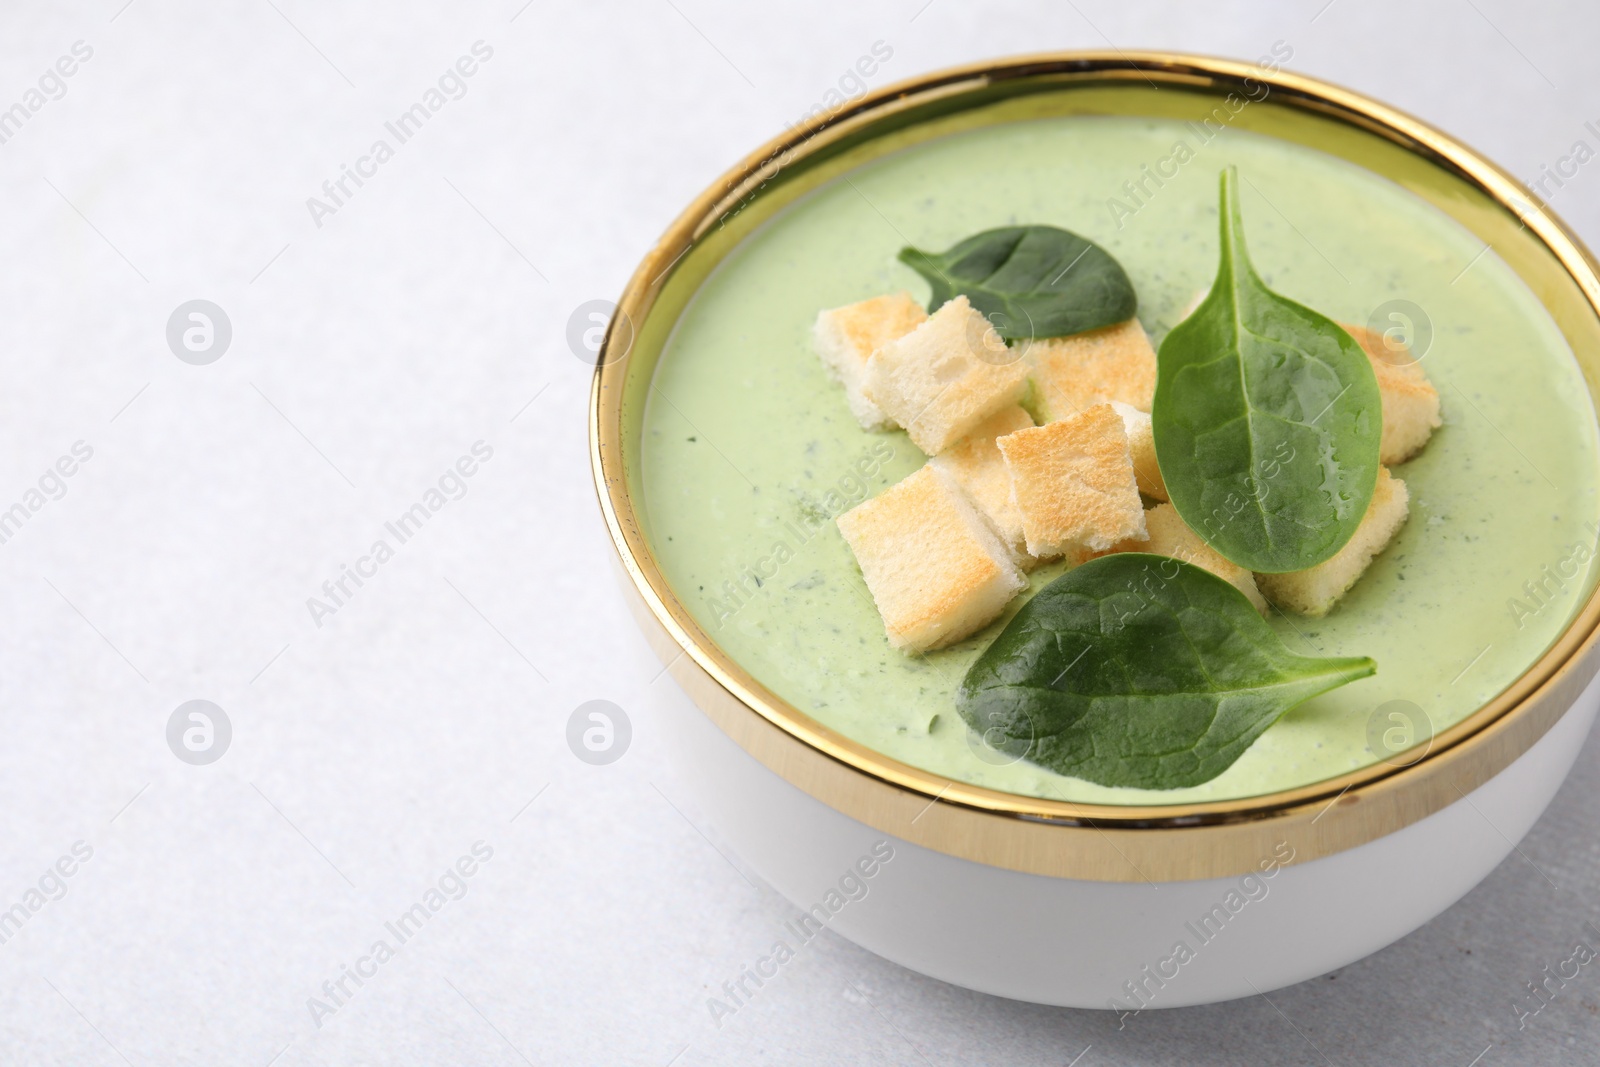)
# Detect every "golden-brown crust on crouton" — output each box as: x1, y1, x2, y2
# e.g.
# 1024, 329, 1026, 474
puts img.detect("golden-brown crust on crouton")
836, 466, 1026, 652
1341, 323, 1442, 465
997, 404, 1146, 557
1021, 318, 1157, 422
930, 404, 1036, 564
813, 292, 928, 429
1256, 466, 1410, 616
